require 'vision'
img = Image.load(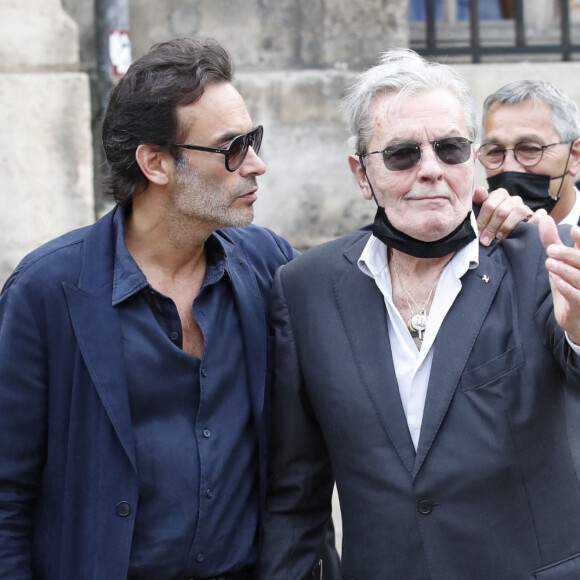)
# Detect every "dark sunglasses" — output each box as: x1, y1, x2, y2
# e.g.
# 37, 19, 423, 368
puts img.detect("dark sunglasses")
173, 125, 263, 172
362, 137, 473, 171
